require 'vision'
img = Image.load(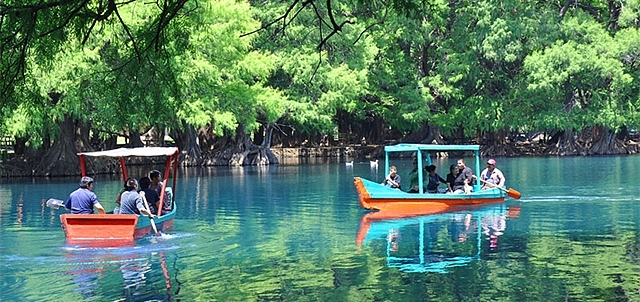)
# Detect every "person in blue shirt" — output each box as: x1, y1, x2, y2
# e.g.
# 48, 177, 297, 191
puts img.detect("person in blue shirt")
382, 165, 401, 190
65, 176, 105, 214
426, 165, 446, 193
